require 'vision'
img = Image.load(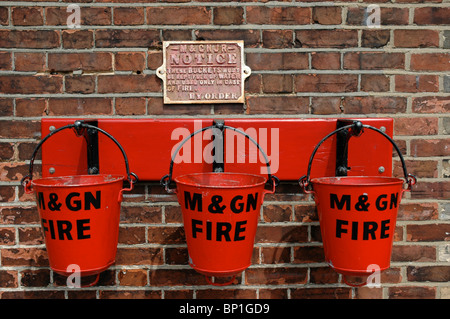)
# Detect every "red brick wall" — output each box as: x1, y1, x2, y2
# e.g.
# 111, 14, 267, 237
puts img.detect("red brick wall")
0, 0, 449, 299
